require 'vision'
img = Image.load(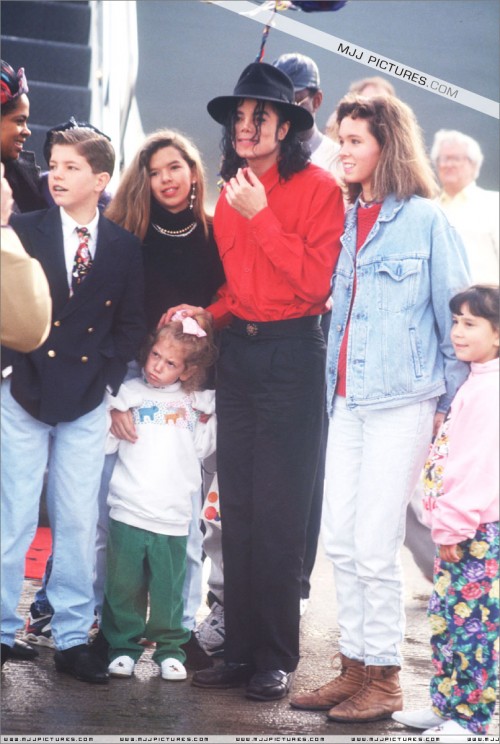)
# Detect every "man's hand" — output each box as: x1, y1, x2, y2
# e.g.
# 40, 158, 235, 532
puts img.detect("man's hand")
157, 305, 209, 328
225, 167, 267, 219
110, 409, 137, 443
